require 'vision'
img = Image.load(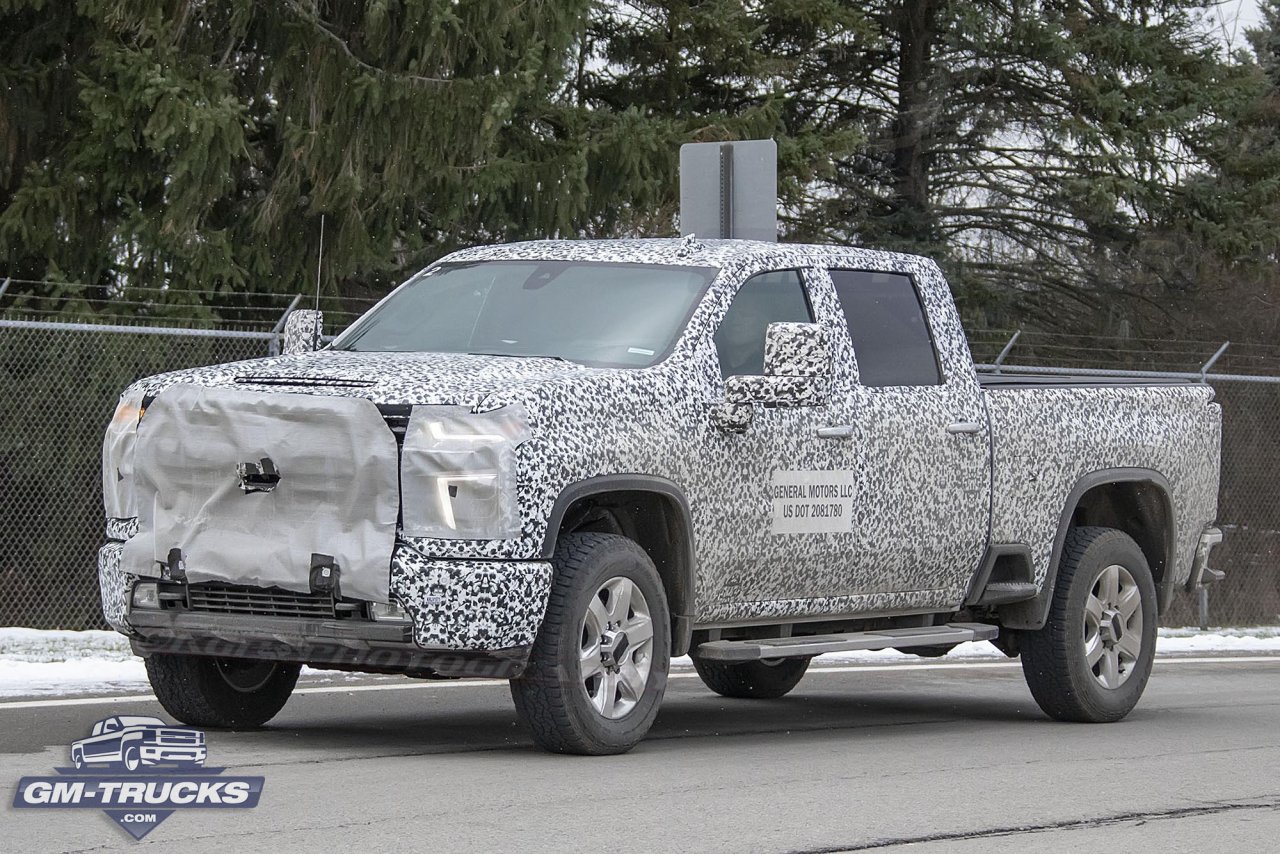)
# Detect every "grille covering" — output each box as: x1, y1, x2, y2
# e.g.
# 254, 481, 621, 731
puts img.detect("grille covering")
185, 583, 337, 618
